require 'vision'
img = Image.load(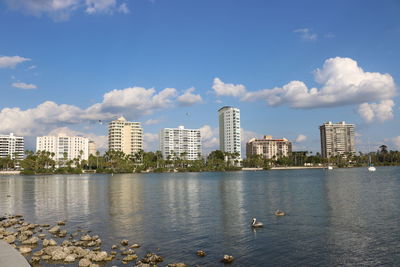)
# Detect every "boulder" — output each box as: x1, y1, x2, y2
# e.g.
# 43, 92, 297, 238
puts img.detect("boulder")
19, 246, 32, 253
79, 258, 92, 267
